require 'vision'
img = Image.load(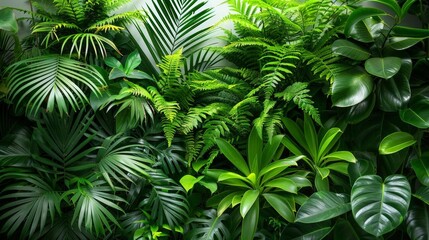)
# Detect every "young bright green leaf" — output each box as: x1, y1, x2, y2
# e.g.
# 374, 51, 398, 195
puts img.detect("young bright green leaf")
124, 51, 142, 74
248, 127, 262, 173
263, 193, 295, 222
316, 167, 330, 179
295, 192, 351, 223
240, 190, 259, 218
315, 171, 330, 192
332, 67, 373, 107
261, 134, 284, 168
344, 8, 387, 37
365, 57, 402, 79
215, 138, 250, 176
332, 39, 370, 60
198, 179, 218, 194
351, 175, 411, 237
379, 132, 416, 155
179, 175, 204, 192
218, 192, 242, 217
323, 151, 357, 163
259, 156, 301, 177
411, 152, 429, 186
104, 57, 123, 69
326, 162, 350, 176
241, 200, 259, 240
318, 128, 342, 160
218, 172, 251, 186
